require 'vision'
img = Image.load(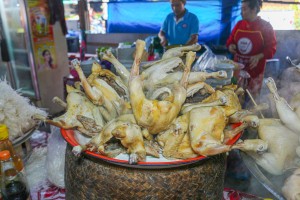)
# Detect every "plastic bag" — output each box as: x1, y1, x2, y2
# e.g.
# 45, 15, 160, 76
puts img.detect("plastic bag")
193, 45, 226, 72
46, 126, 67, 188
